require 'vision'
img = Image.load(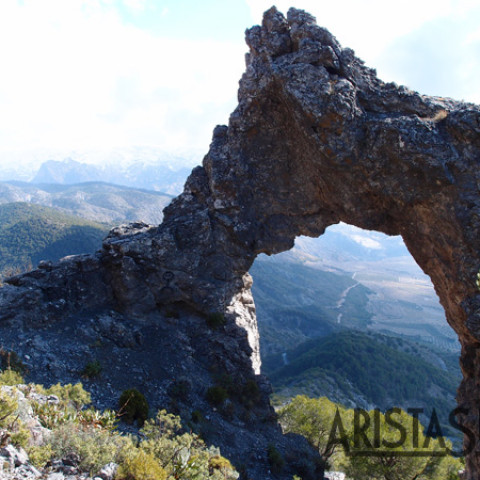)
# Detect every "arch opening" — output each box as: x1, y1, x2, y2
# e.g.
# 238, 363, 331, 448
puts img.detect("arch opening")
250, 223, 462, 446
253, 224, 459, 354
